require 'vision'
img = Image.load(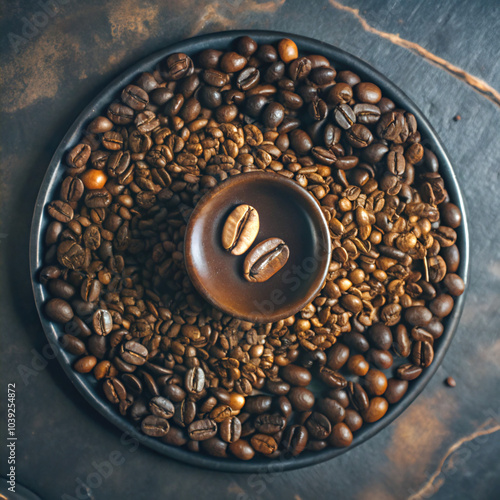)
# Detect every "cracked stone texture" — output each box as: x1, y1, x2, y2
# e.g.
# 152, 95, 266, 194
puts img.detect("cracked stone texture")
0, 0, 499, 499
